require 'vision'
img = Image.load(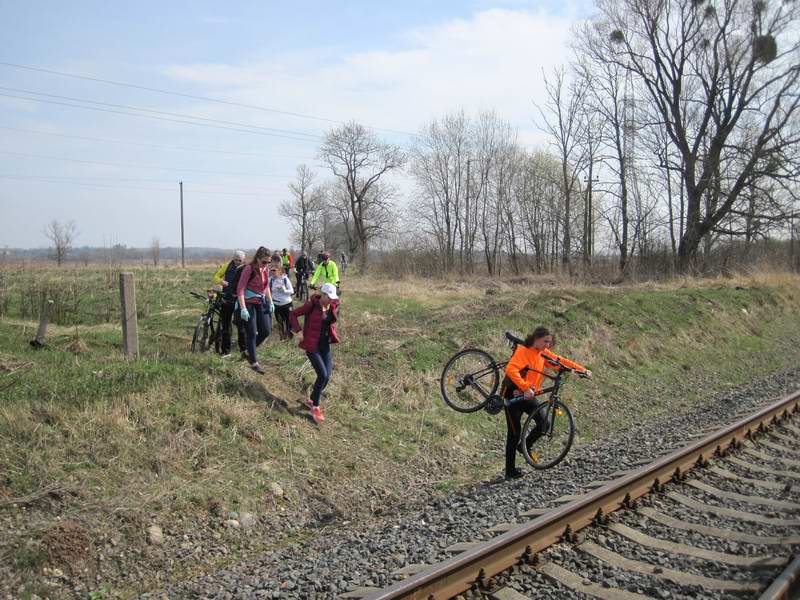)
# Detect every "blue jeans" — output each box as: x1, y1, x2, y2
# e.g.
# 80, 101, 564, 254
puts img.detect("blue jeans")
244, 303, 272, 364
306, 343, 333, 406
